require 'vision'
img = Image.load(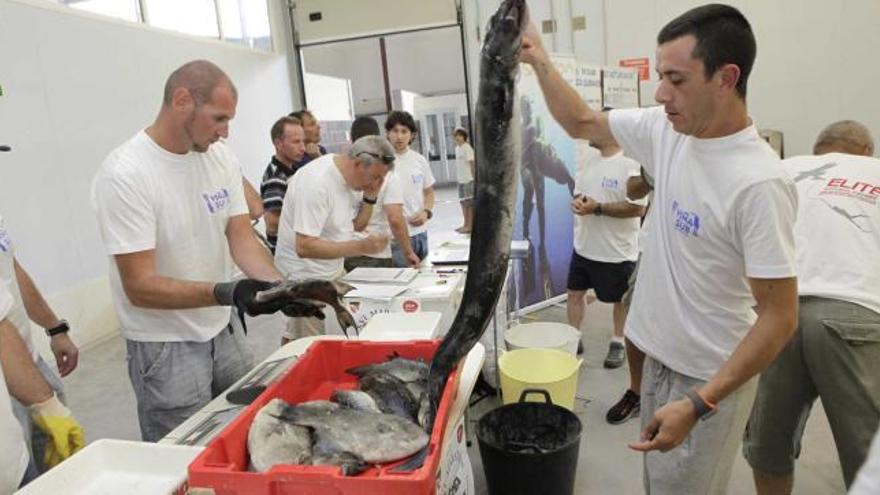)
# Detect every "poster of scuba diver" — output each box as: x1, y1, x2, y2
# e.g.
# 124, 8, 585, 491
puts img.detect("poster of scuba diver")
514, 57, 602, 310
